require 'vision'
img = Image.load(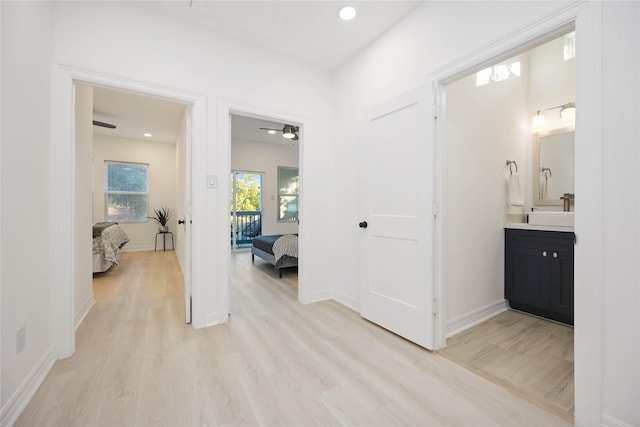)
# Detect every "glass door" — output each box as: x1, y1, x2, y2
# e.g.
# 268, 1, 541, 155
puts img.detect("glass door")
230, 171, 263, 250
